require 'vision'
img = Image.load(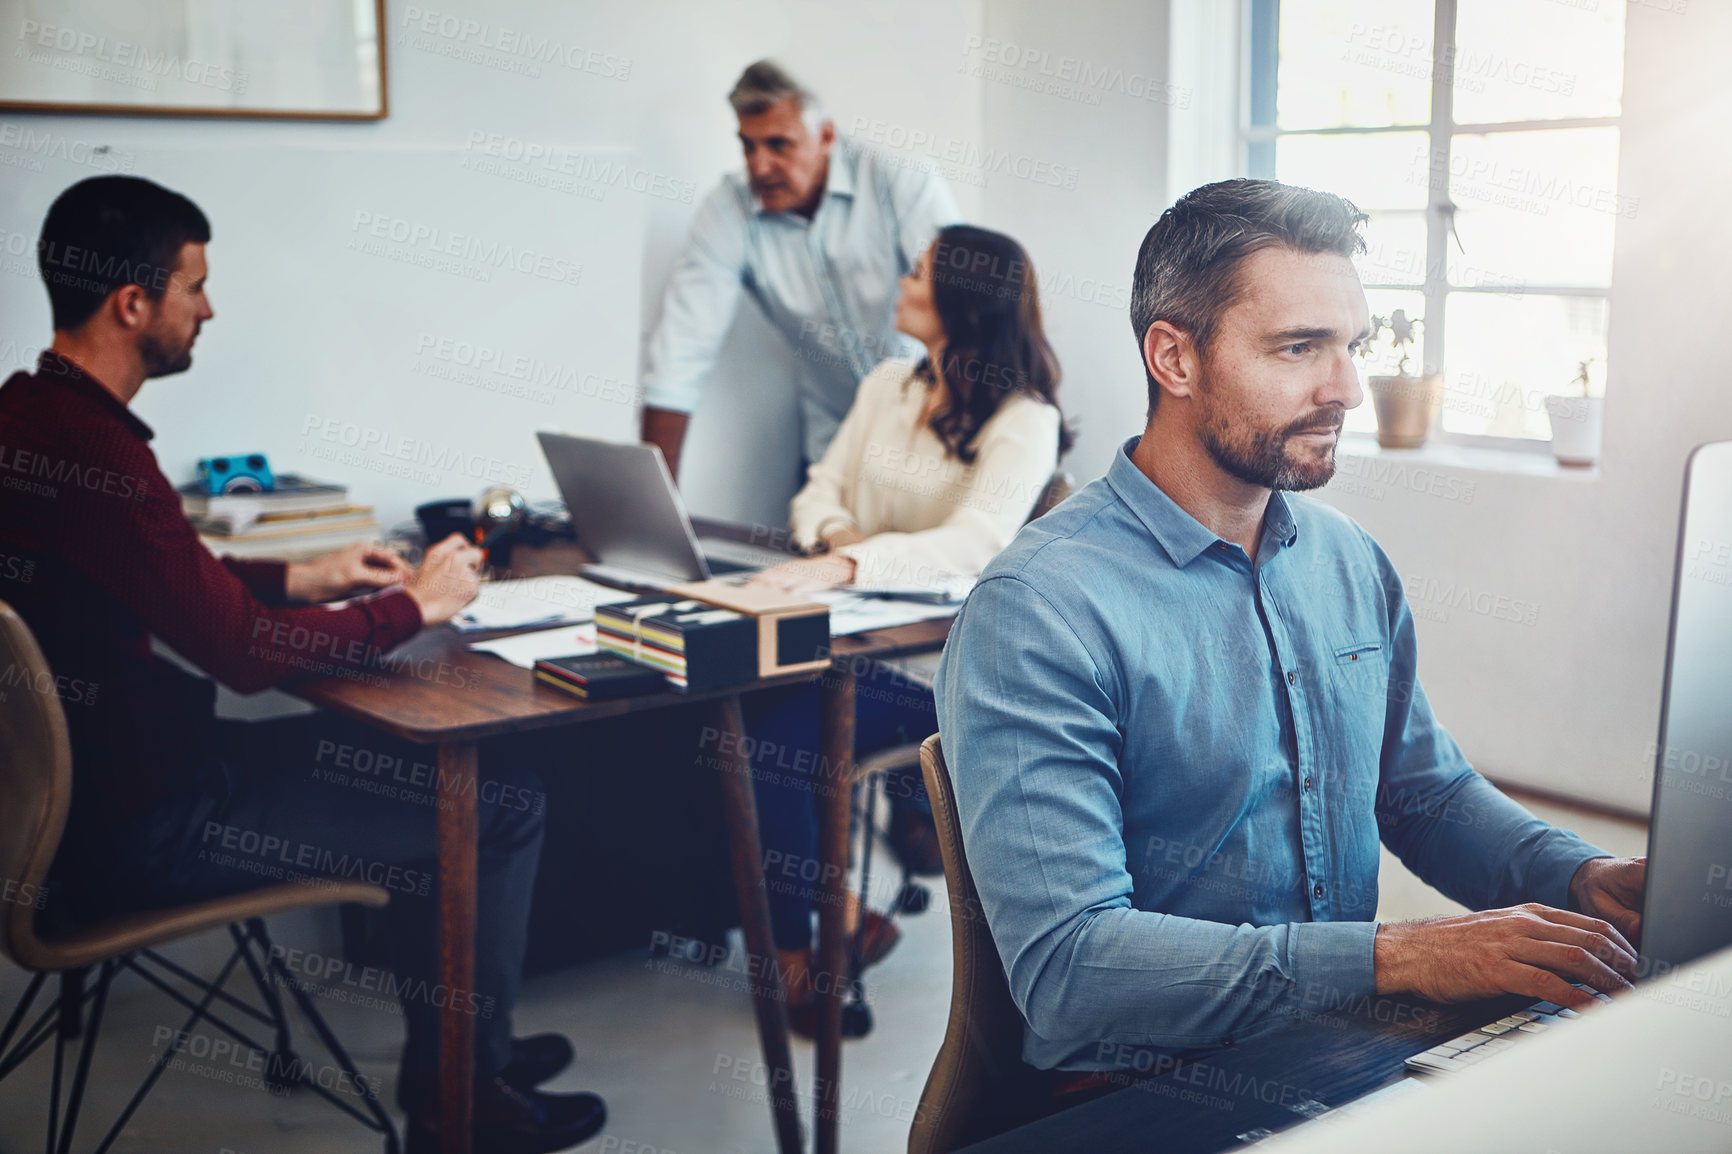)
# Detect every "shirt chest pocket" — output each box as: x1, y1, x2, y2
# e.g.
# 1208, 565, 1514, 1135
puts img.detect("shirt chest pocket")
1328, 641, 1390, 719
